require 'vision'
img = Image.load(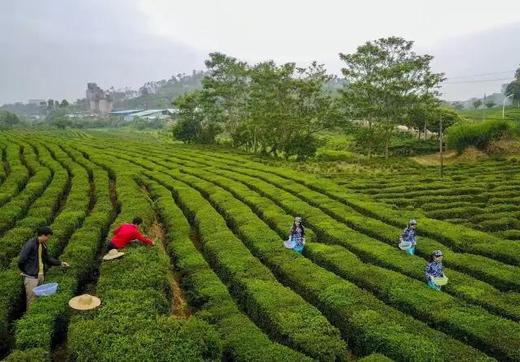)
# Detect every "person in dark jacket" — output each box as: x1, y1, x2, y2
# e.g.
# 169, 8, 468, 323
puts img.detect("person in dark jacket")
18, 226, 69, 307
